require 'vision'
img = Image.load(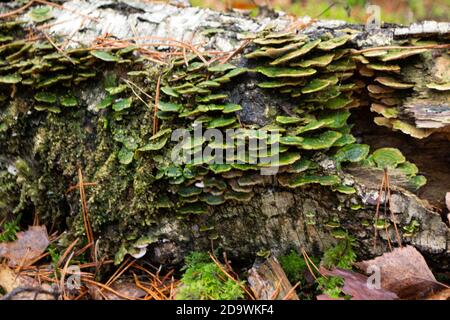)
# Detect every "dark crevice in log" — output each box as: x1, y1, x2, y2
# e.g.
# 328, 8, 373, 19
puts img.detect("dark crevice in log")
351, 107, 450, 215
